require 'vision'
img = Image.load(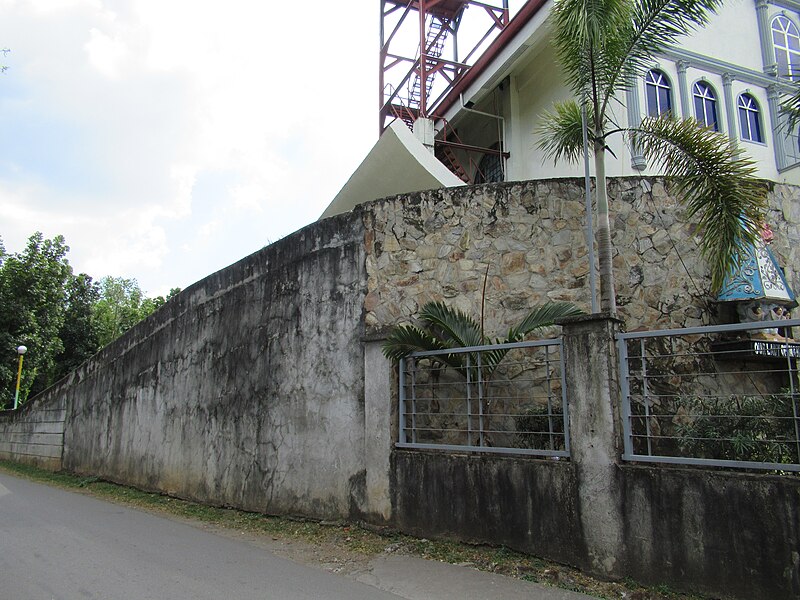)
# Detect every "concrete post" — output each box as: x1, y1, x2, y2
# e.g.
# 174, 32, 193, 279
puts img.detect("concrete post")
722, 72, 736, 141
363, 339, 394, 521
557, 313, 625, 578
675, 60, 690, 119
413, 118, 435, 153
